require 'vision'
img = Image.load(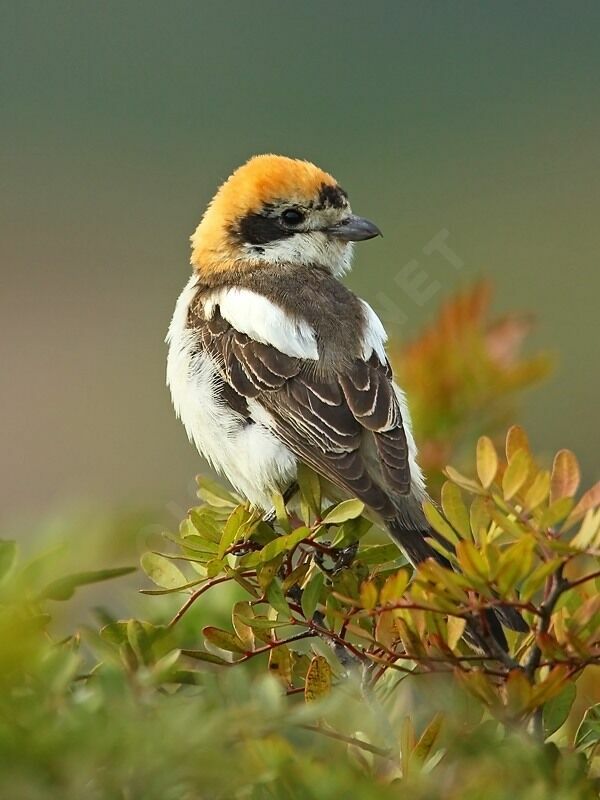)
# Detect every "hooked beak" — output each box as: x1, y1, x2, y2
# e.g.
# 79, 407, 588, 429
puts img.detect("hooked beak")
327, 214, 382, 242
